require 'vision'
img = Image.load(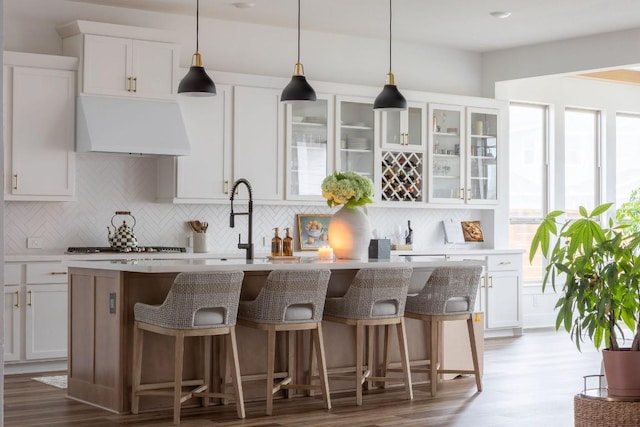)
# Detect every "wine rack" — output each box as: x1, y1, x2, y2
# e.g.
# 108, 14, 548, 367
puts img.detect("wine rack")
381, 151, 423, 202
